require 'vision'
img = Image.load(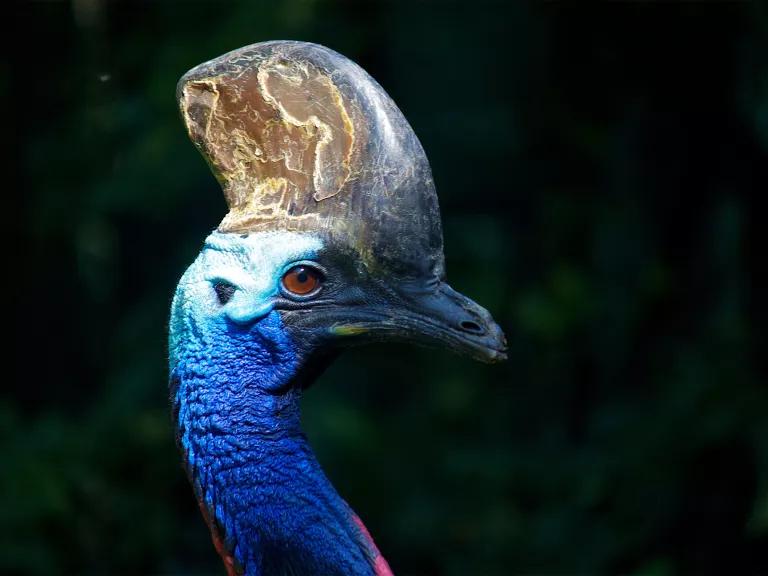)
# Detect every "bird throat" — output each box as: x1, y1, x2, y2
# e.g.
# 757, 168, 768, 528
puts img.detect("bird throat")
170, 311, 391, 576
